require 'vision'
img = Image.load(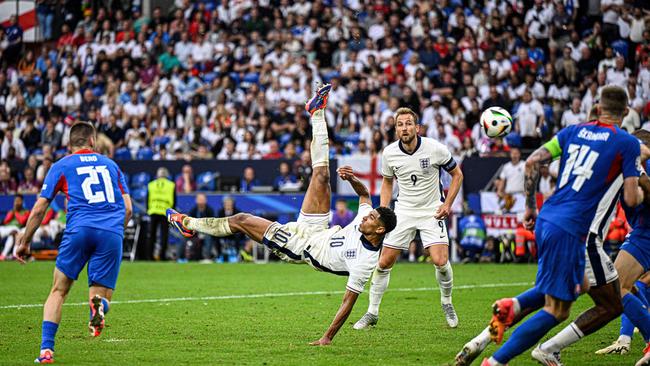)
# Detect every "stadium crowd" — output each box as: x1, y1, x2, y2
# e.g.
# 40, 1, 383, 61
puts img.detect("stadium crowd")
0, 0, 649, 194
